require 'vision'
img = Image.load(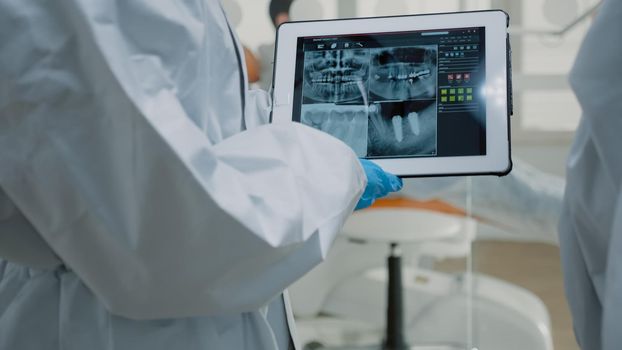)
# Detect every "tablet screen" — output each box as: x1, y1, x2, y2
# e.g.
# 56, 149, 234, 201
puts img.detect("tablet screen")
292, 27, 486, 159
